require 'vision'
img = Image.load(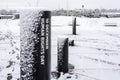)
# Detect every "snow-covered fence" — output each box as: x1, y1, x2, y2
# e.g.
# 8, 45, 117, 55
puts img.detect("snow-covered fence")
72, 17, 76, 35
20, 10, 51, 80
57, 37, 69, 74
